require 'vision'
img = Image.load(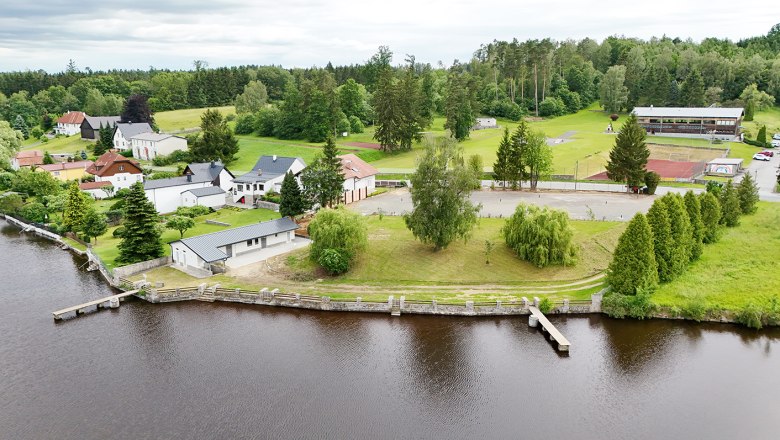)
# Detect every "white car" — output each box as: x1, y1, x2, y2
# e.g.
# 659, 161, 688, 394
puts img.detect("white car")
773, 133, 780, 140
753, 153, 771, 161
771, 139, 780, 147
